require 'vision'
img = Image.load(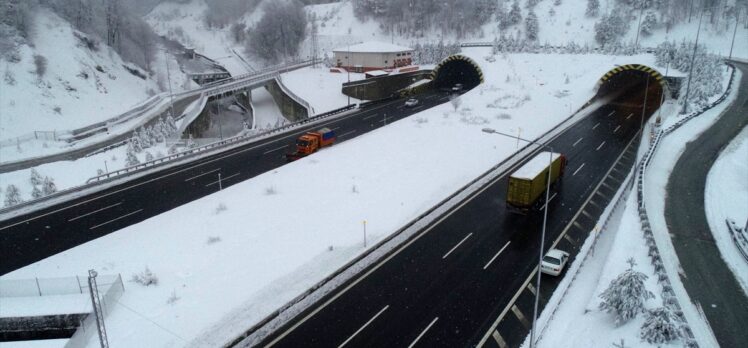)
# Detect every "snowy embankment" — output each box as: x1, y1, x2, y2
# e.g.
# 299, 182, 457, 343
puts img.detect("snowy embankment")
705, 126, 748, 294
280, 66, 364, 114
2, 49, 668, 348
536, 67, 737, 348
